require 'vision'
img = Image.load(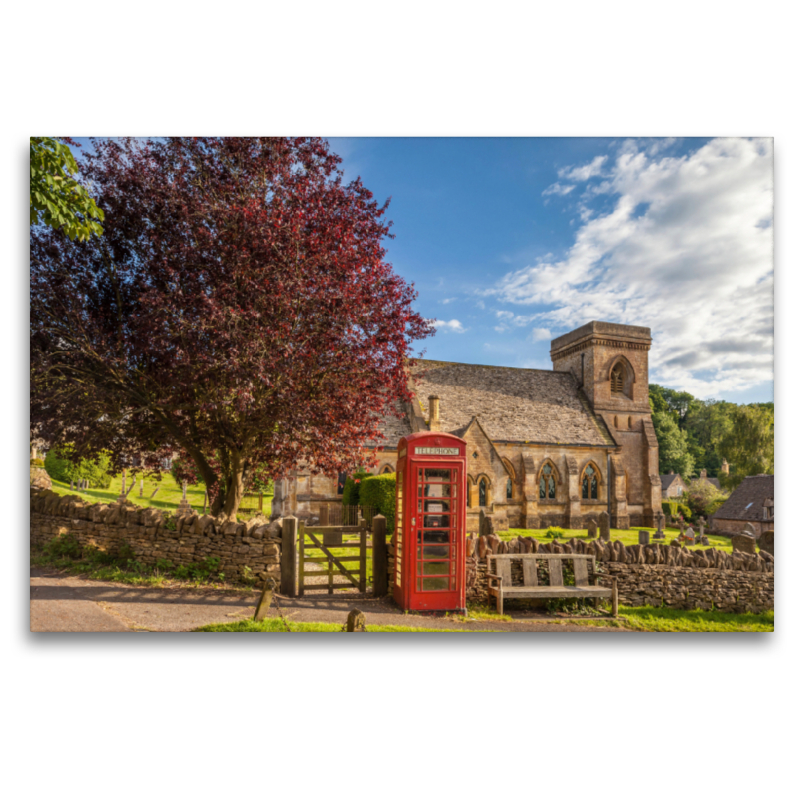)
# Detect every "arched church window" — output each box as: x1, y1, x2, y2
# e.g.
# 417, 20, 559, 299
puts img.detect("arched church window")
539, 464, 556, 499
611, 364, 624, 393
381, 465, 393, 474
479, 478, 488, 507
337, 472, 347, 495
581, 464, 599, 500
506, 478, 513, 500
